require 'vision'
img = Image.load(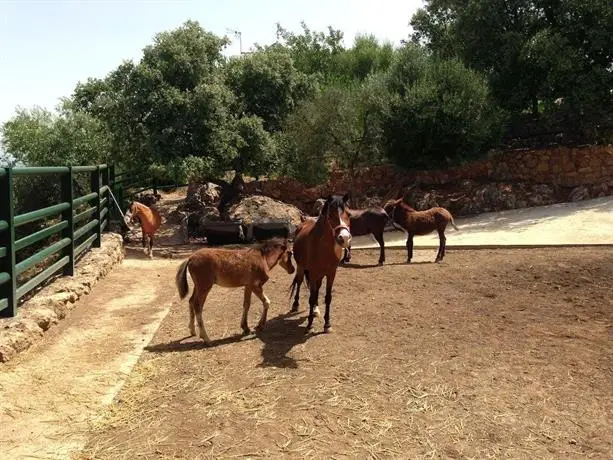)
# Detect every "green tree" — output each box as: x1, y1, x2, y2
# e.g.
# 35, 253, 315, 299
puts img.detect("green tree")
410, 0, 613, 123
383, 46, 504, 169
281, 73, 389, 186
272, 21, 345, 85
71, 21, 235, 173
1, 101, 110, 167
335, 34, 395, 82
224, 48, 314, 132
